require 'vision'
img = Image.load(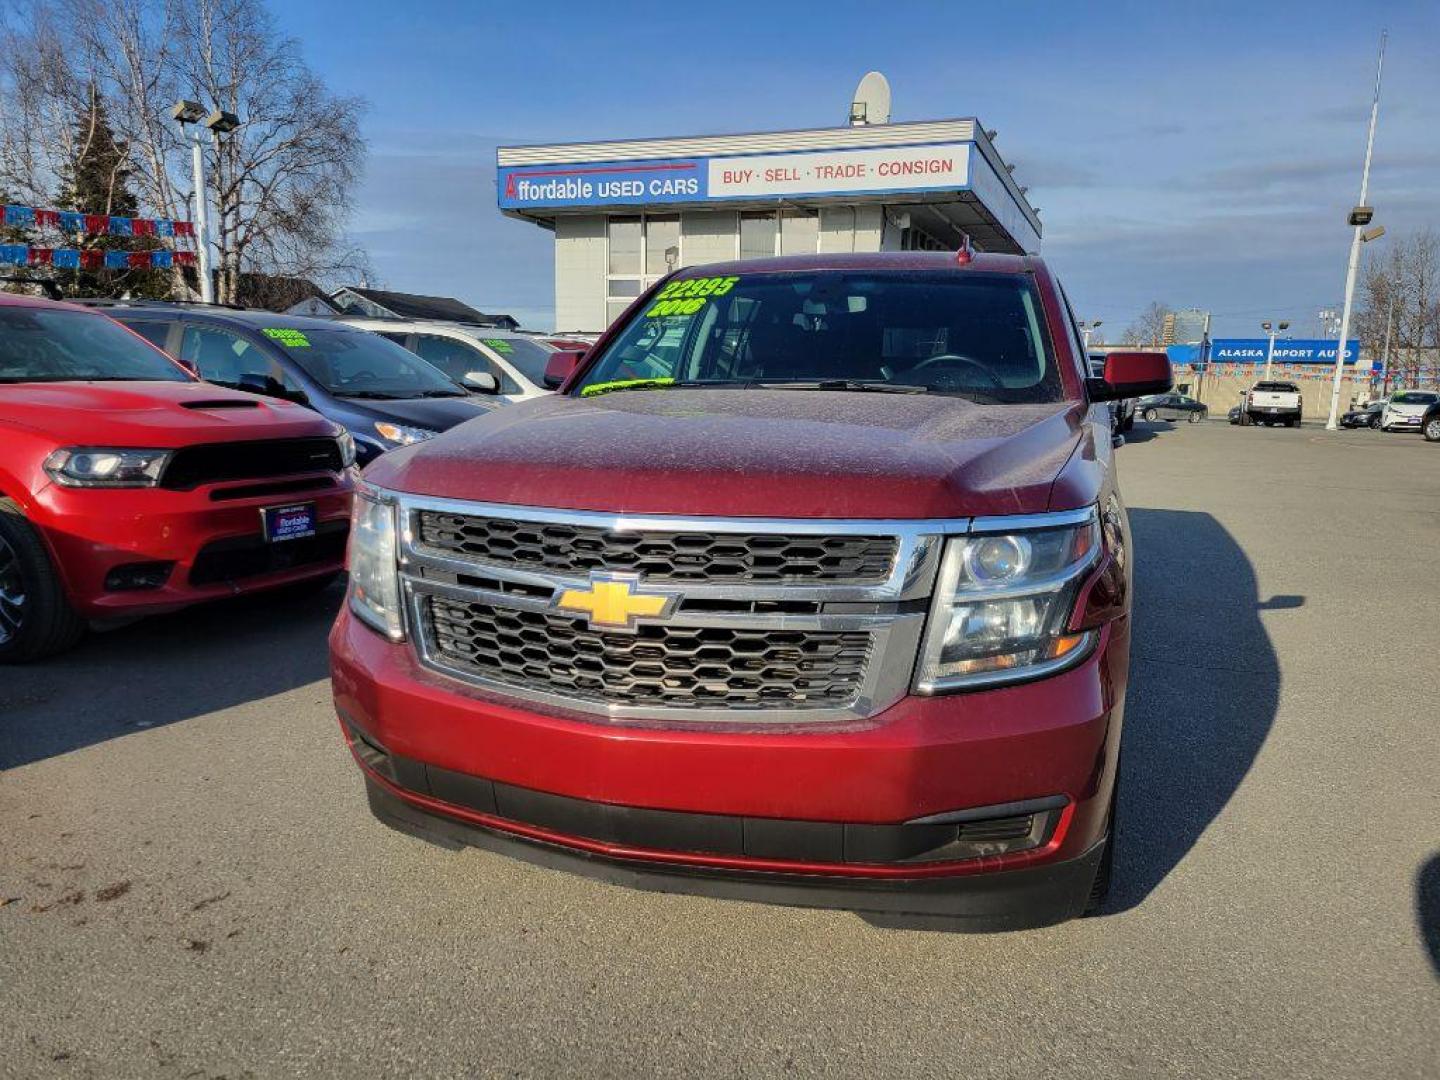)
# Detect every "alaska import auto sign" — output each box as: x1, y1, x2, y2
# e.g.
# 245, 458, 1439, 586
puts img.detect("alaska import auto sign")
497, 142, 973, 210
1209, 339, 1360, 364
